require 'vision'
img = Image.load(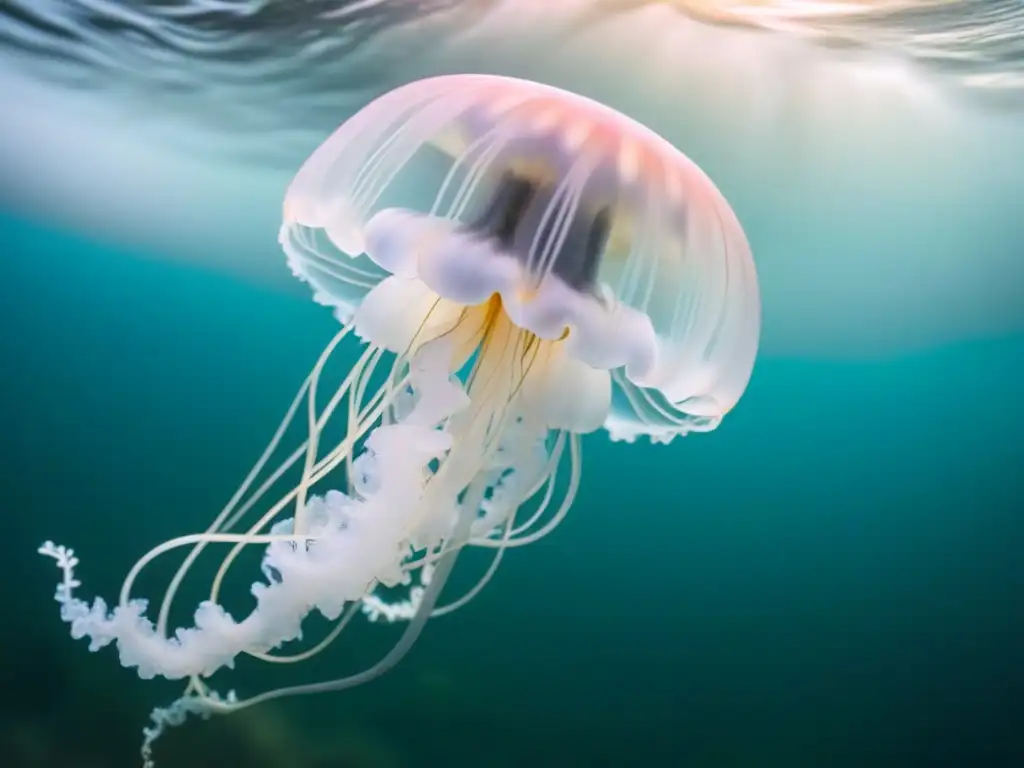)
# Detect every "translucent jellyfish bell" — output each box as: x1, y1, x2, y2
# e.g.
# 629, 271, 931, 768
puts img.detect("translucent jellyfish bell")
283, 73, 760, 440
40, 75, 759, 765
